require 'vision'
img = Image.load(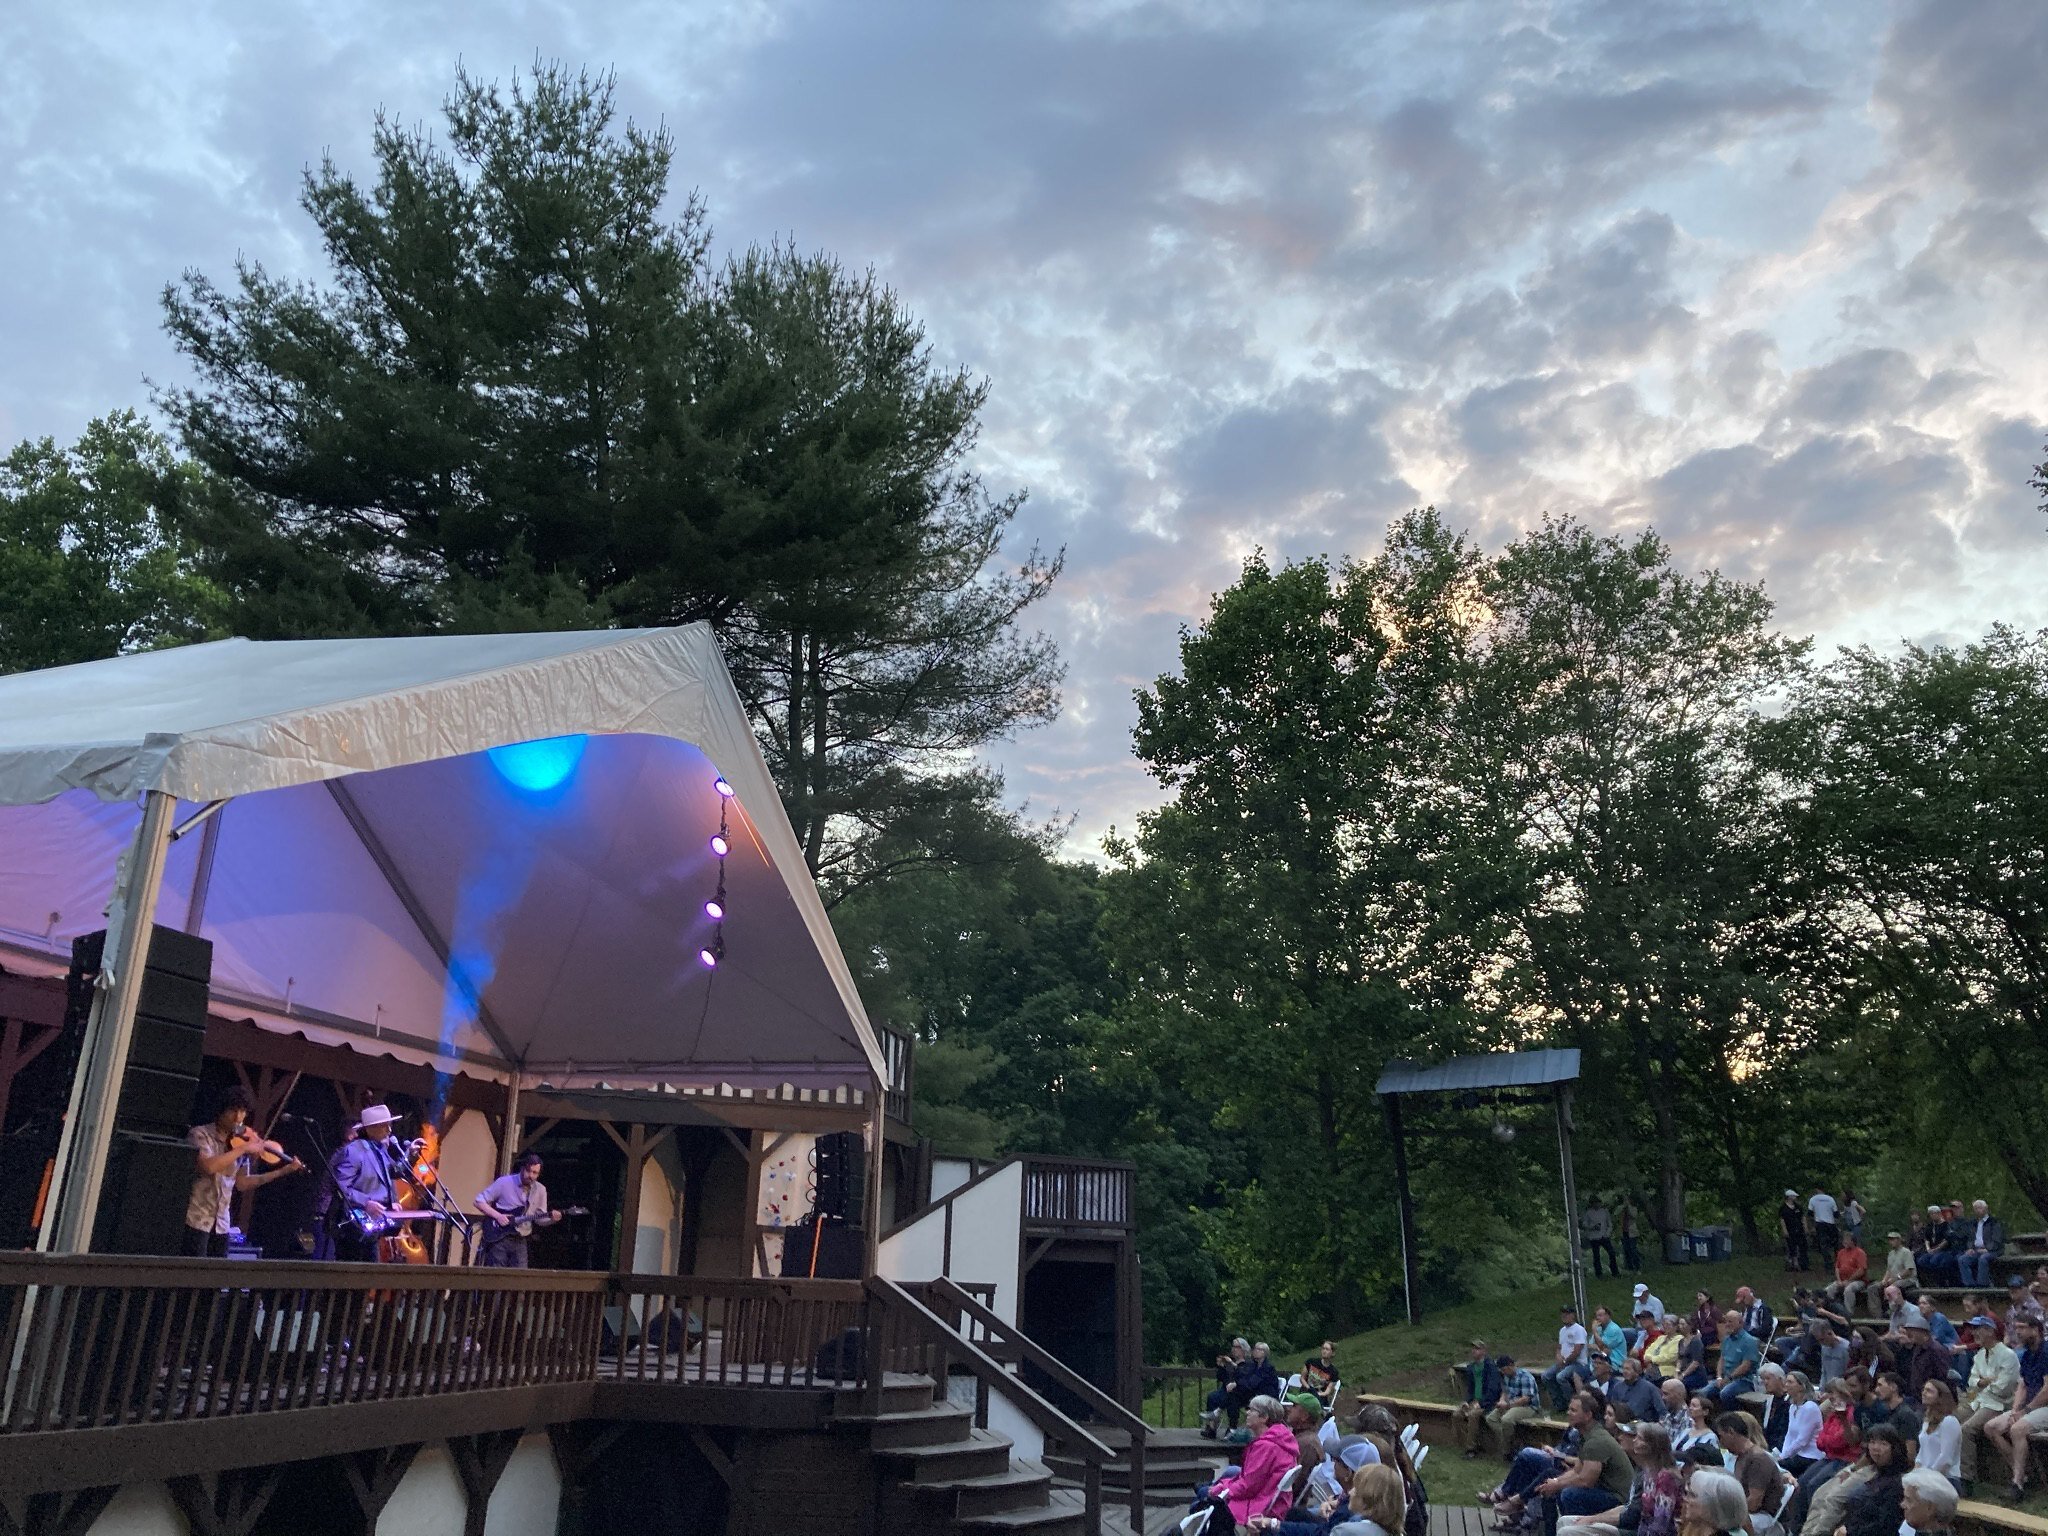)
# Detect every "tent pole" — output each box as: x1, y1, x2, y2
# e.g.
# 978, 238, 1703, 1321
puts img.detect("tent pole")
1555, 1082, 1588, 1327
39, 789, 177, 1253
